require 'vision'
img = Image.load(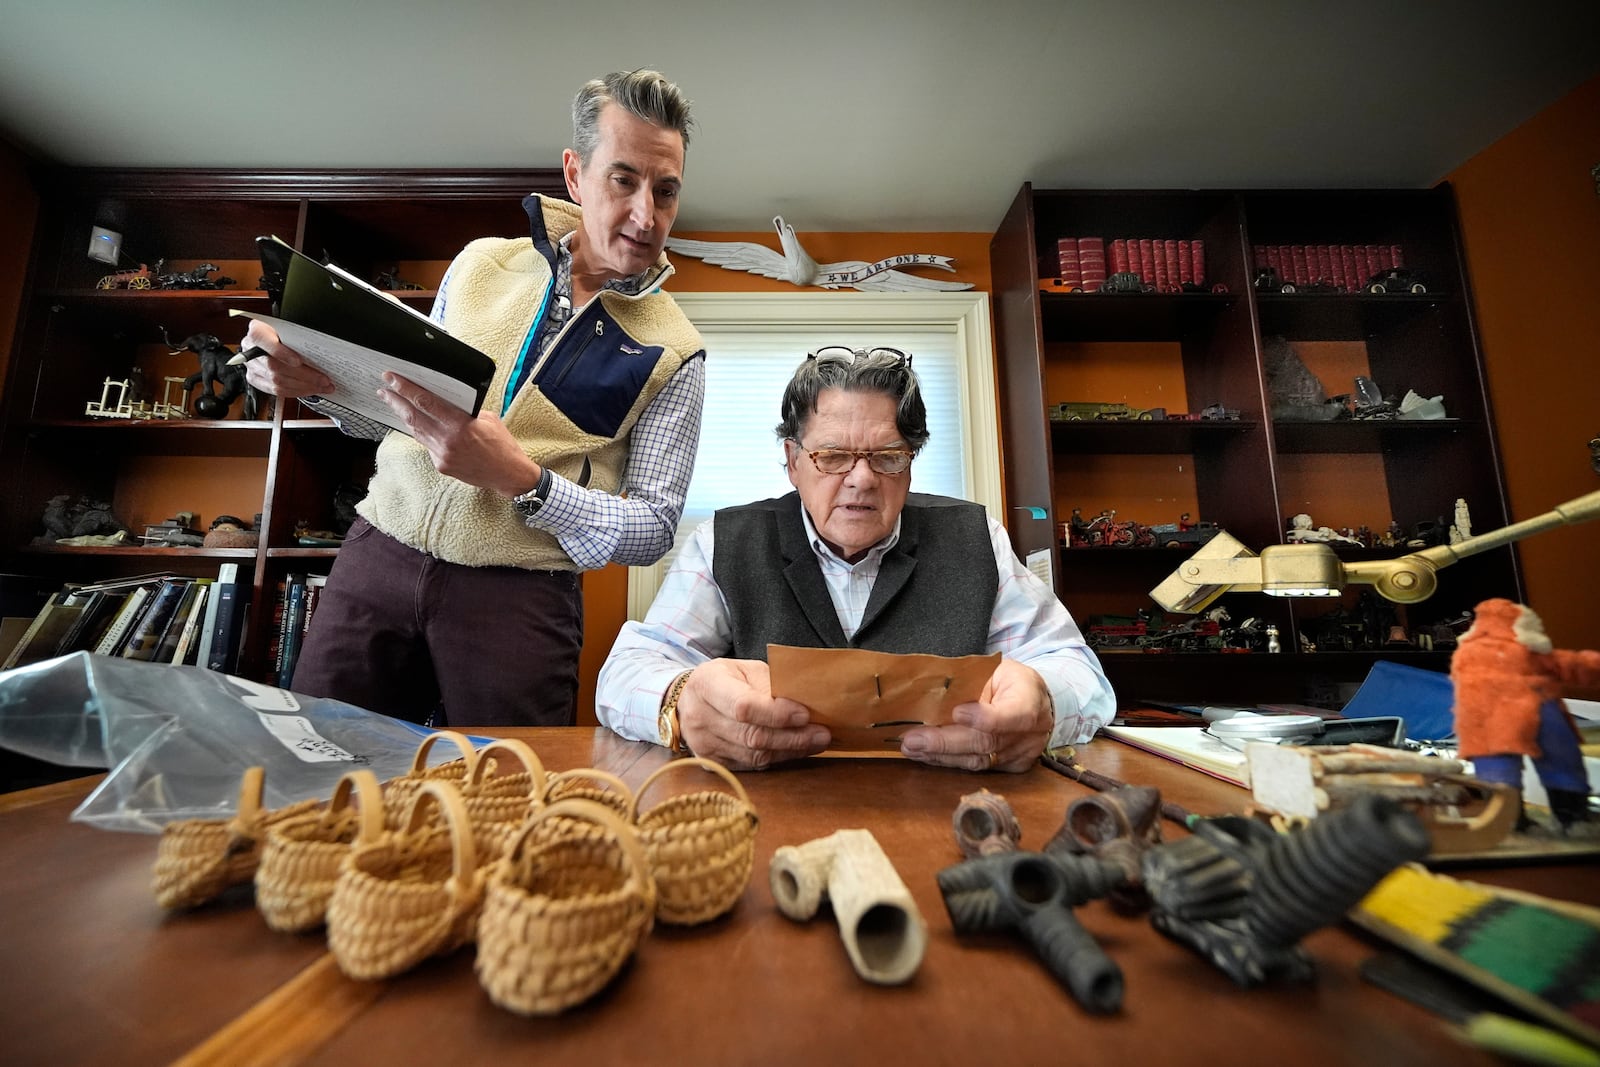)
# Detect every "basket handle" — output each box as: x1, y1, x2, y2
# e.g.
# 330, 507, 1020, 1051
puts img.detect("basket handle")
229, 766, 268, 831
466, 739, 547, 798
628, 756, 751, 823
408, 730, 480, 775
400, 780, 479, 883
509, 798, 655, 906
333, 769, 387, 846
543, 767, 635, 807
